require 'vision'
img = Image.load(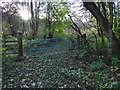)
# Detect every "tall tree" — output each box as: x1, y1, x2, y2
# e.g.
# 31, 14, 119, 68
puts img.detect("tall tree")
2, 2, 20, 37
35, 1, 40, 34
30, 0, 35, 39
82, 1, 120, 55
47, 2, 53, 38
44, 2, 69, 38
107, 2, 114, 64
97, 2, 105, 44
44, 2, 53, 38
